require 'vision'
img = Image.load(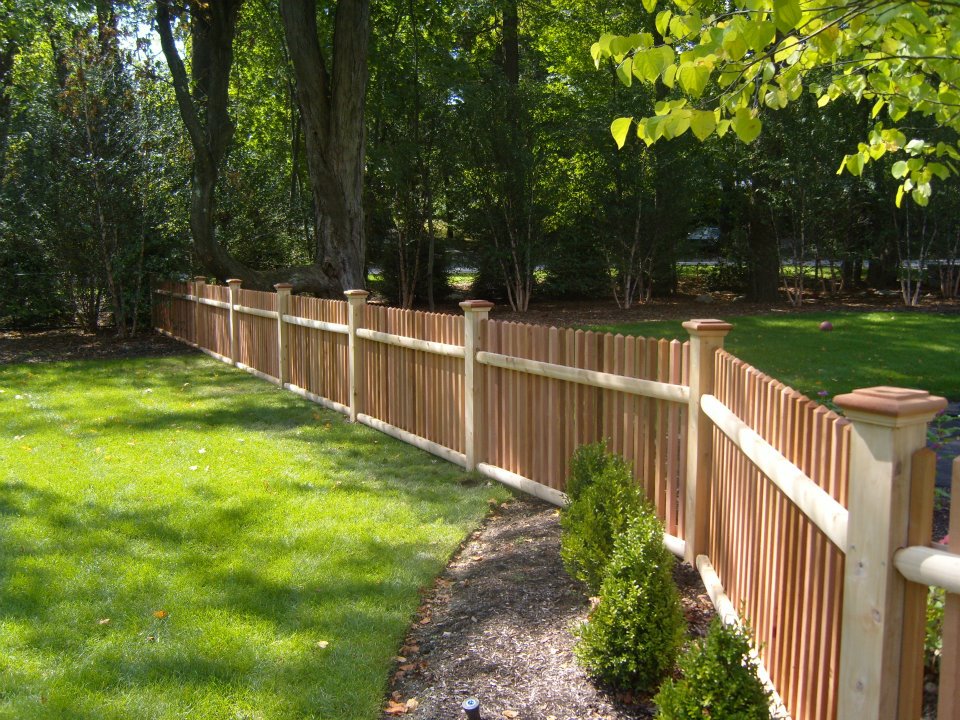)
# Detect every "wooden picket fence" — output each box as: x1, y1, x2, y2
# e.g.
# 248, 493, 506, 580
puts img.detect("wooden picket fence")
153, 278, 960, 720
